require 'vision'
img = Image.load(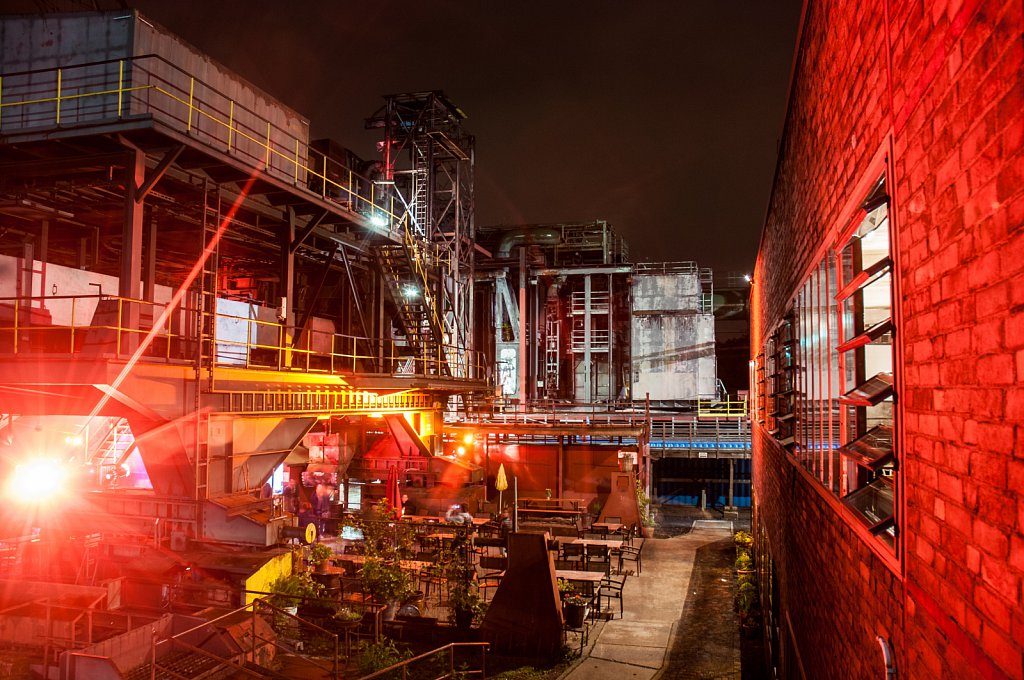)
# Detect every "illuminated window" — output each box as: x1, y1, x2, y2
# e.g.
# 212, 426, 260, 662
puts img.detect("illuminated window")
835, 174, 897, 550
763, 315, 796, 448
